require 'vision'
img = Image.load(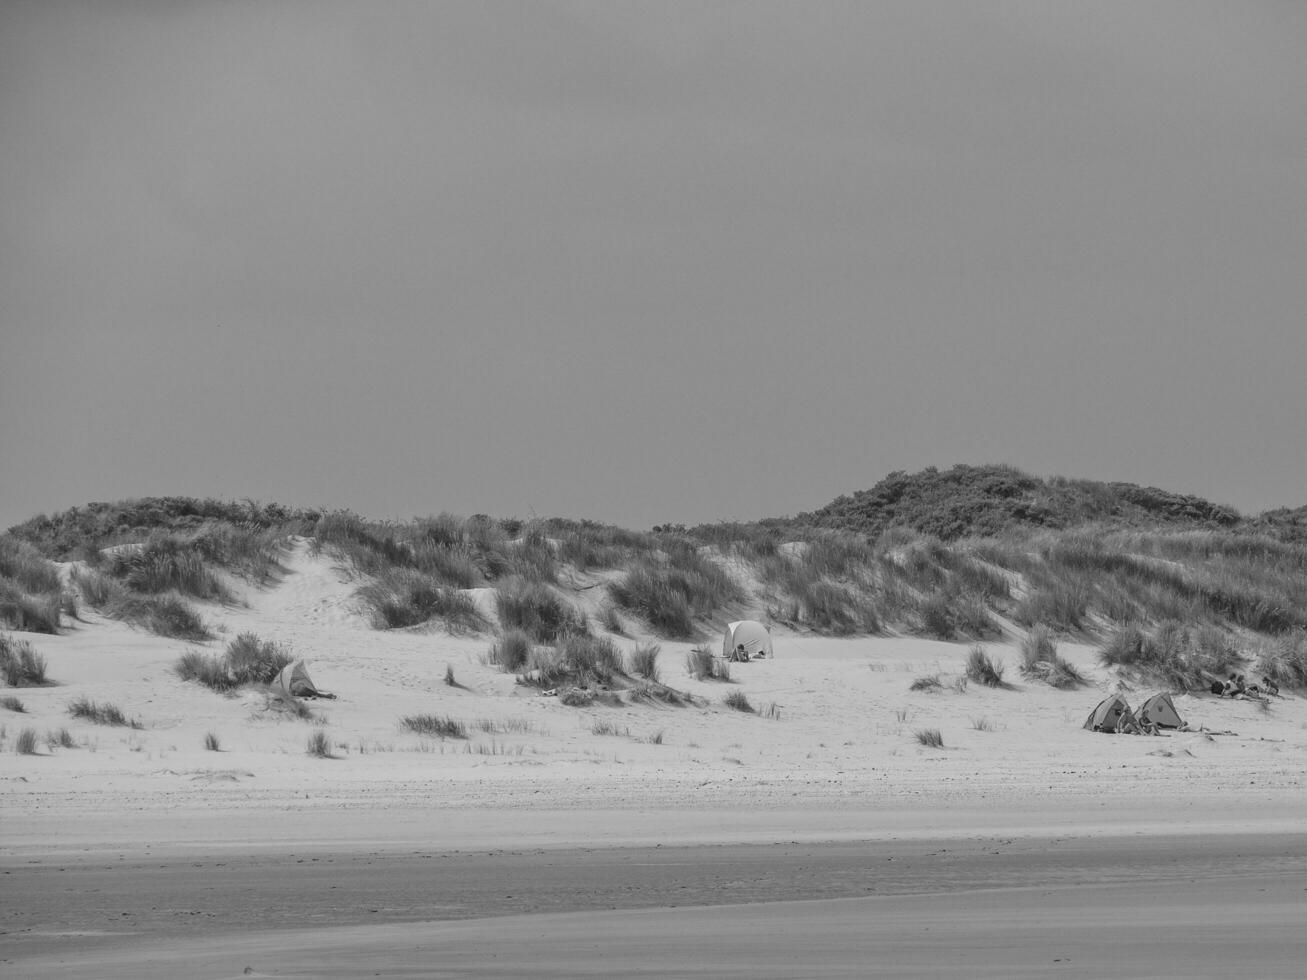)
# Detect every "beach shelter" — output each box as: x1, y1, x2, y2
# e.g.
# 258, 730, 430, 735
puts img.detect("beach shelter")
273, 660, 332, 700
1084, 694, 1133, 733
1136, 692, 1184, 729
722, 620, 773, 660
